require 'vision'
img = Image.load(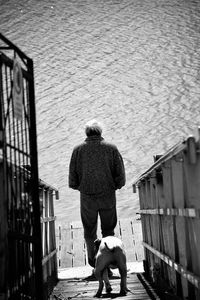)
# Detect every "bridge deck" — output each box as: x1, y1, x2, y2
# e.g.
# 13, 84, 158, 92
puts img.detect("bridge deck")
51, 264, 159, 299
51, 218, 159, 299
